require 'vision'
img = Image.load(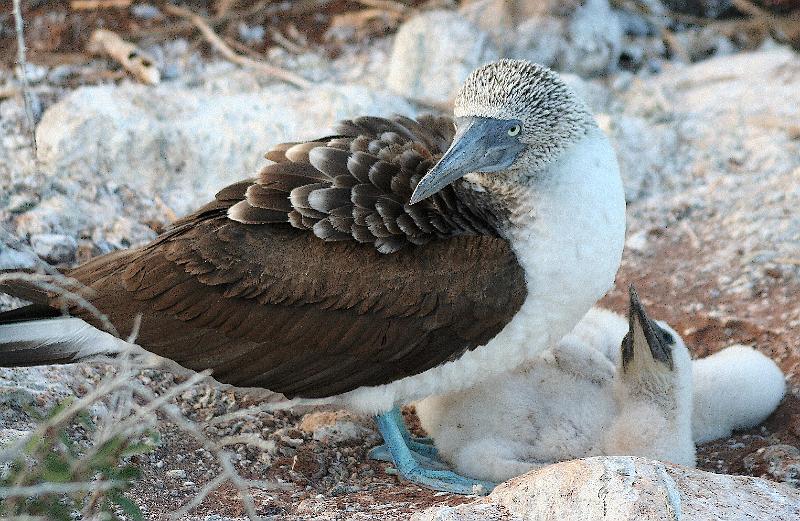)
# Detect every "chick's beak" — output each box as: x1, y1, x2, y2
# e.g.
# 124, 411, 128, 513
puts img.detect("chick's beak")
624, 285, 673, 369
